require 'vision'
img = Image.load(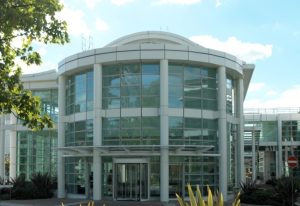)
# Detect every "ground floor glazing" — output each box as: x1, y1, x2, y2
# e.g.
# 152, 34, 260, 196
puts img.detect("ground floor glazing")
64, 155, 219, 200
